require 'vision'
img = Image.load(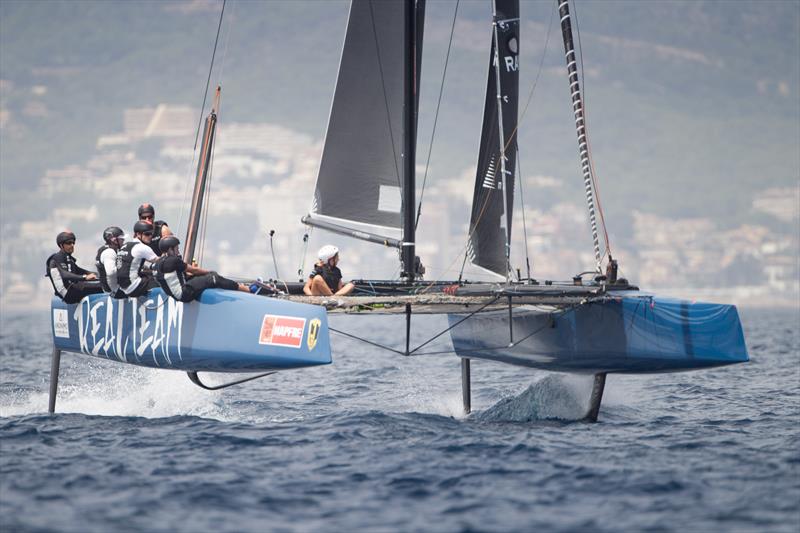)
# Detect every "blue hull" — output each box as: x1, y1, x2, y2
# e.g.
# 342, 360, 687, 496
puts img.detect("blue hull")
50, 289, 331, 372
448, 293, 748, 374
